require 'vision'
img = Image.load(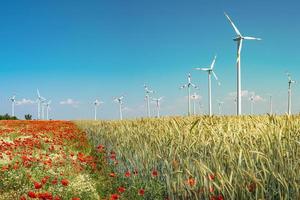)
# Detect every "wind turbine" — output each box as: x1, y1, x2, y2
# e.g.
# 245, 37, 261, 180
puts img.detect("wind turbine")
199, 102, 204, 115
249, 95, 254, 115
9, 95, 16, 117
144, 84, 154, 117
217, 100, 224, 115
224, 12, 261, 116
41, 99, 47, 120
194, 55, 220, 116
93, 99, 103, 120
287, 73, 296, 115
114, 96, 124, 120
152, 97, 163, 118
36, 89, 46, 120
268, 94, 273, 114
180, 73, 198, 116
45, 100, 51, 120
191, 93, 200, 115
